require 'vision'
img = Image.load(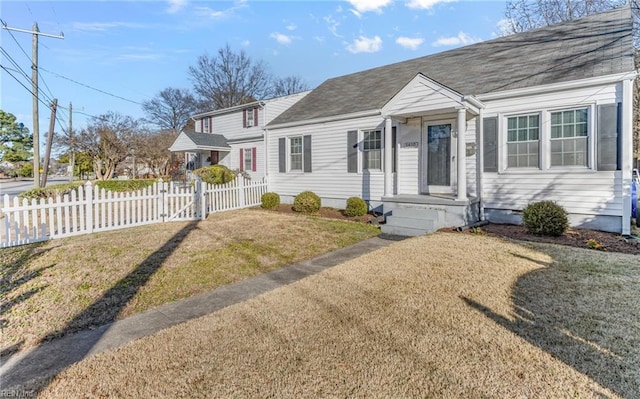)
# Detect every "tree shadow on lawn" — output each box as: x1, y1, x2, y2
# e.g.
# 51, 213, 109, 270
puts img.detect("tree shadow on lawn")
1, 243, 55, 358
0, 221, 200, 393
461, 249, 640, 398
